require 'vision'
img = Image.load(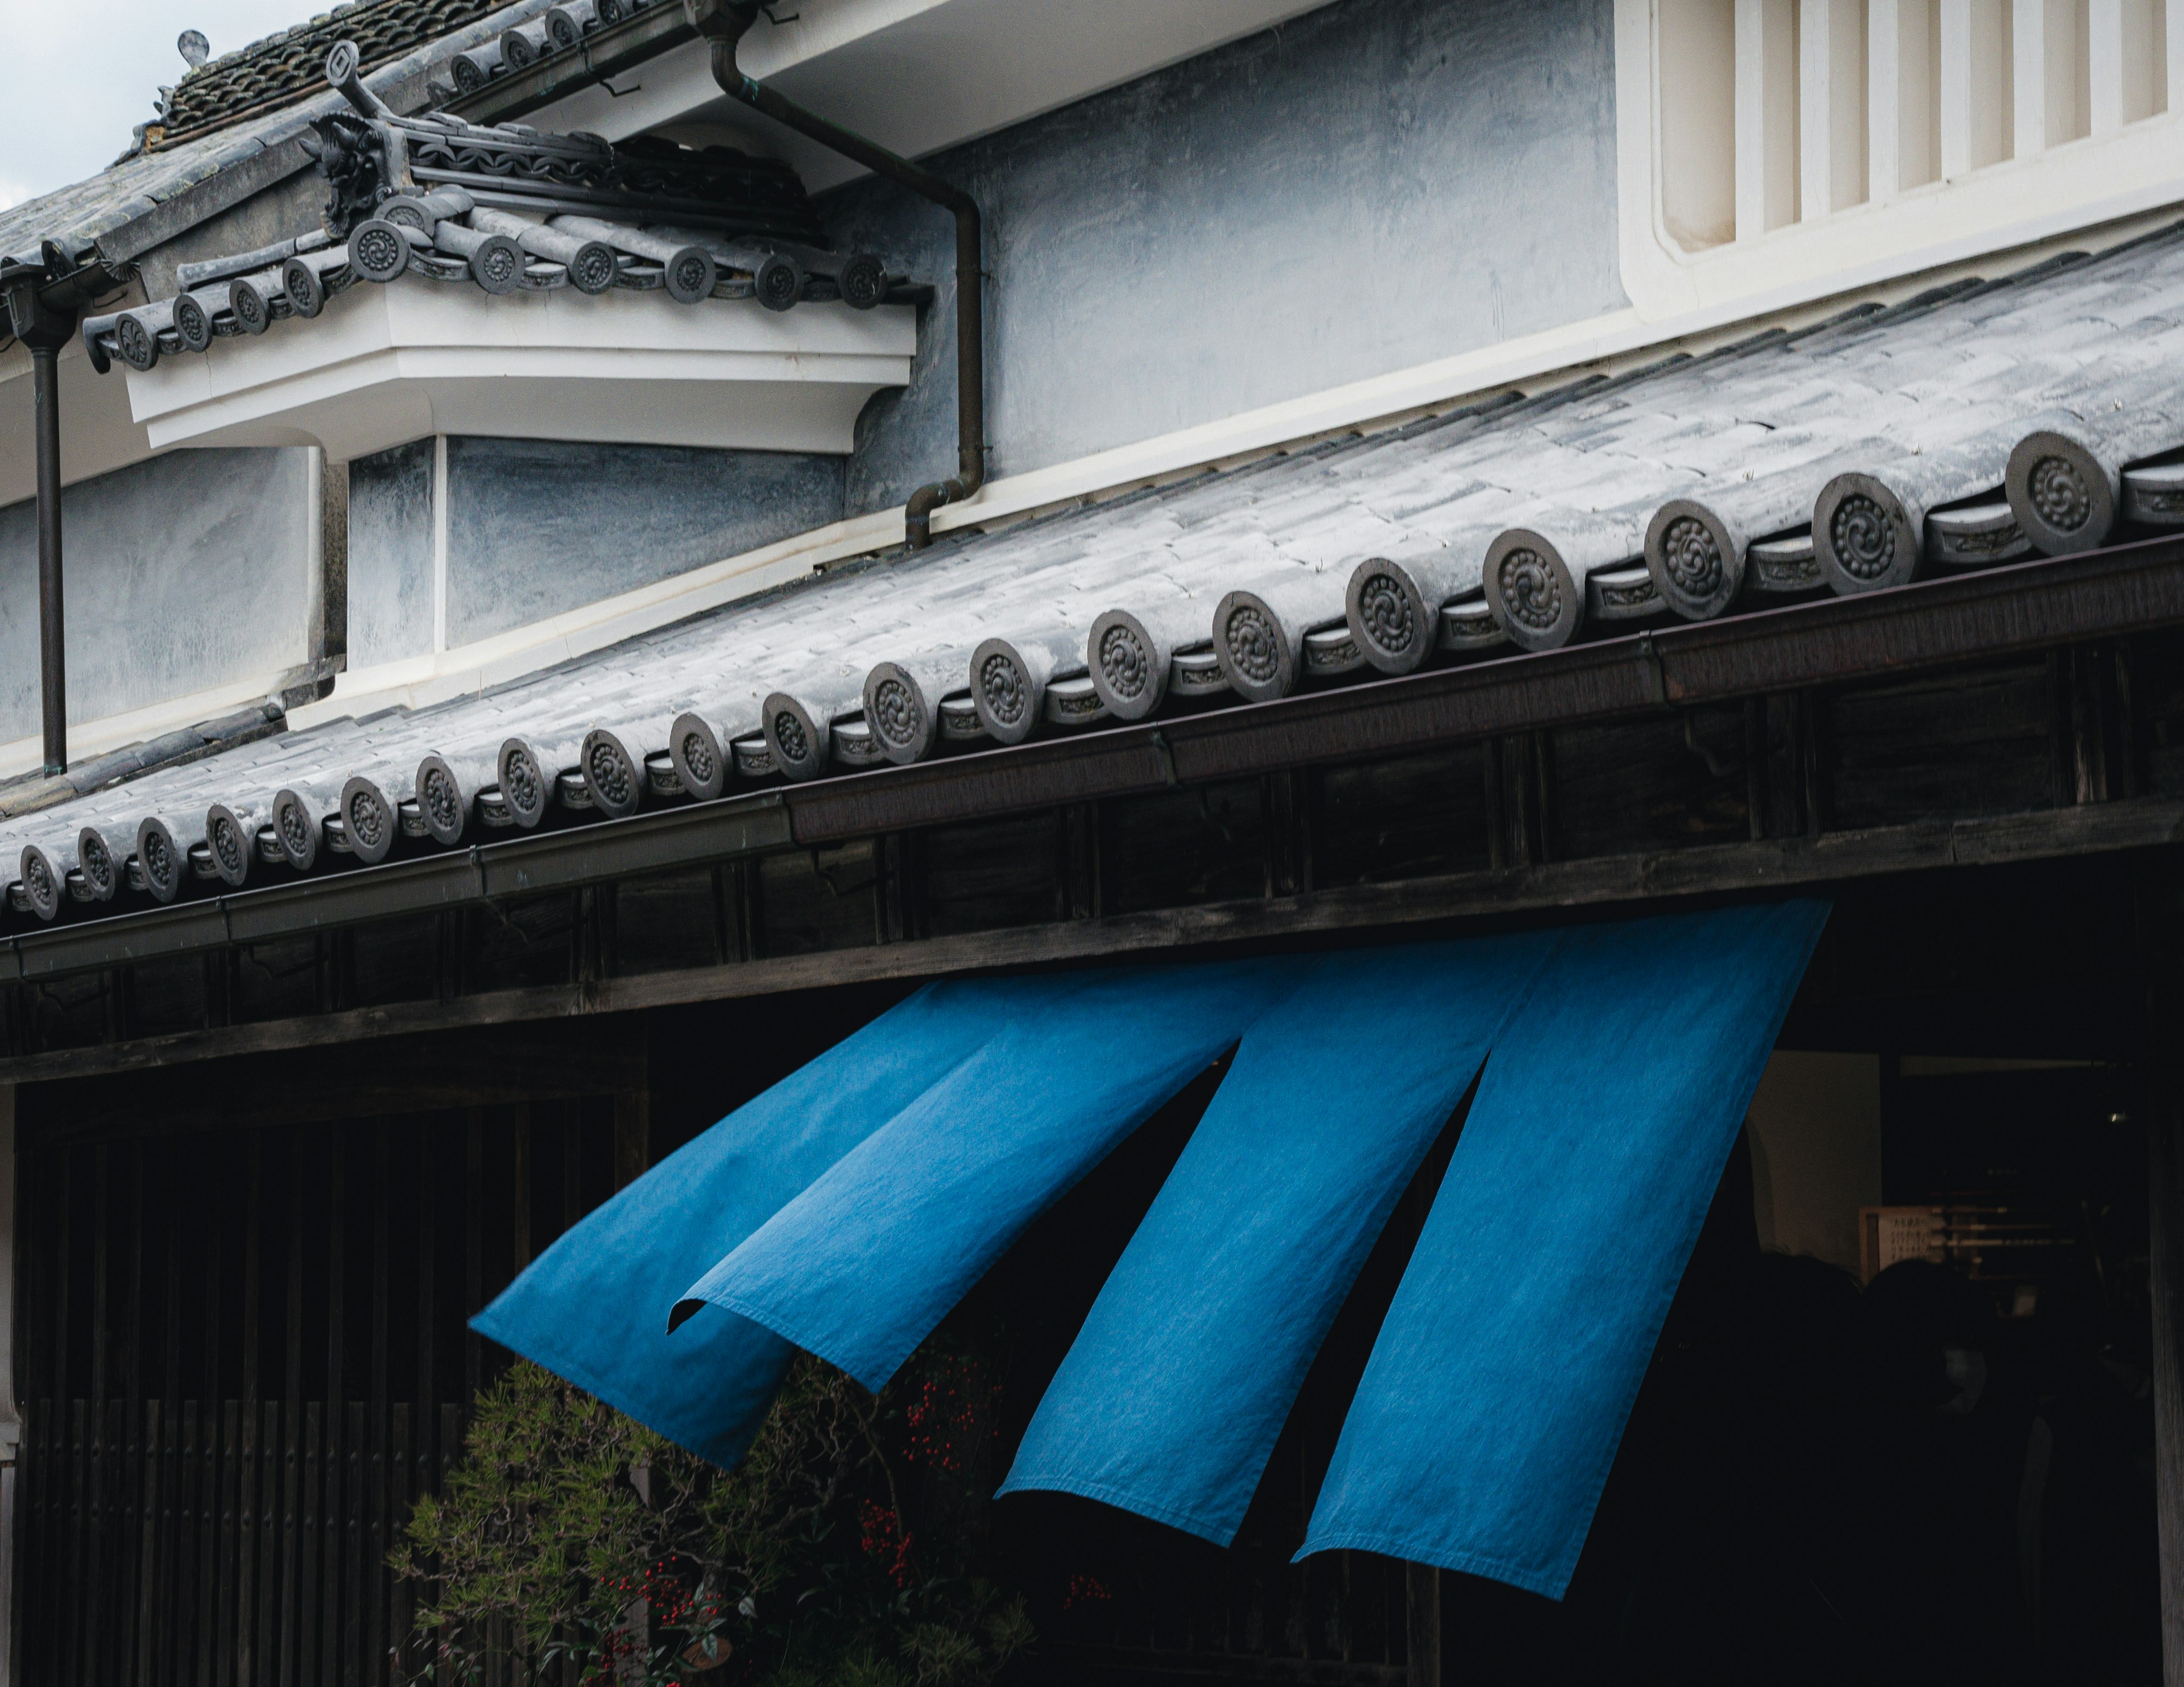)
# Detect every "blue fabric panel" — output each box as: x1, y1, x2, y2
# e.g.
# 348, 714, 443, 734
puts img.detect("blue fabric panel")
1299, 900, 1829, 1599
675, 958, 1309, 1391
997, 935, 1559, 1544
470, 979, 1035, 1465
